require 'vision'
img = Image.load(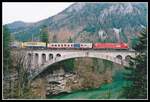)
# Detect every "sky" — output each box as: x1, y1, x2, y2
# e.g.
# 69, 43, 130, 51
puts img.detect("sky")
2, 2, 74, 24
